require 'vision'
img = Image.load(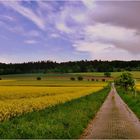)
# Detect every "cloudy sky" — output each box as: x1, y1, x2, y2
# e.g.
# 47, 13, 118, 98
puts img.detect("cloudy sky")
0, 0, 140, 63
